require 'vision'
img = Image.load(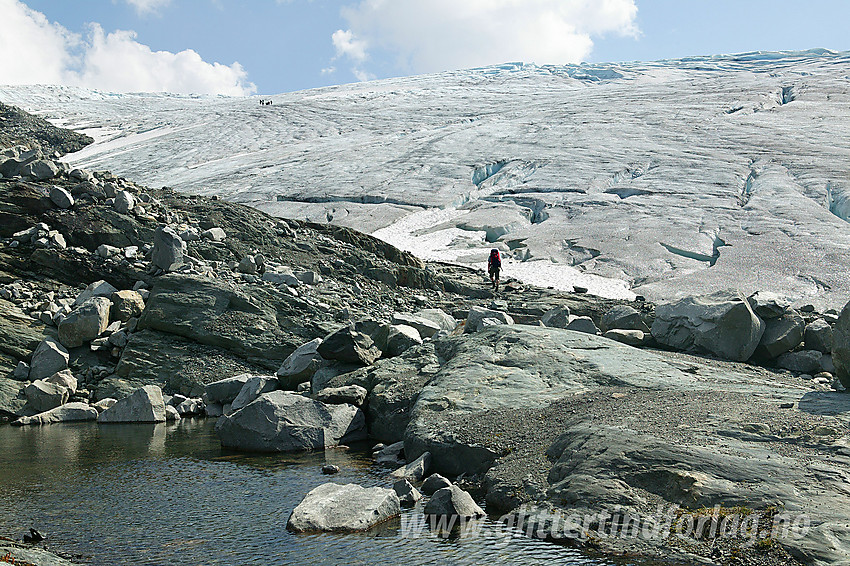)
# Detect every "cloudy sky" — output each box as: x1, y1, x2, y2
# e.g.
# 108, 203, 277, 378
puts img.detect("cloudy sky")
3, 0, 850, 96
